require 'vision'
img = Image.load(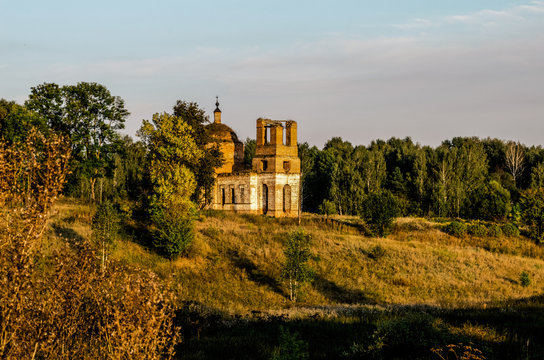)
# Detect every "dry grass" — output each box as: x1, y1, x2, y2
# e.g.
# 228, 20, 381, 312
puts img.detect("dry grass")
45, 203, 544, 315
